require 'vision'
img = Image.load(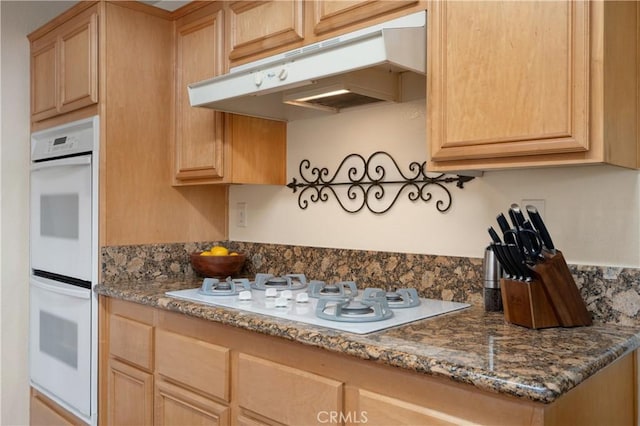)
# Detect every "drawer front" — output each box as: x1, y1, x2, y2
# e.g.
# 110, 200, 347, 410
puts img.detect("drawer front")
109, 314, 153, 371
155, 328, 230, 401
237, 353, 342, 425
